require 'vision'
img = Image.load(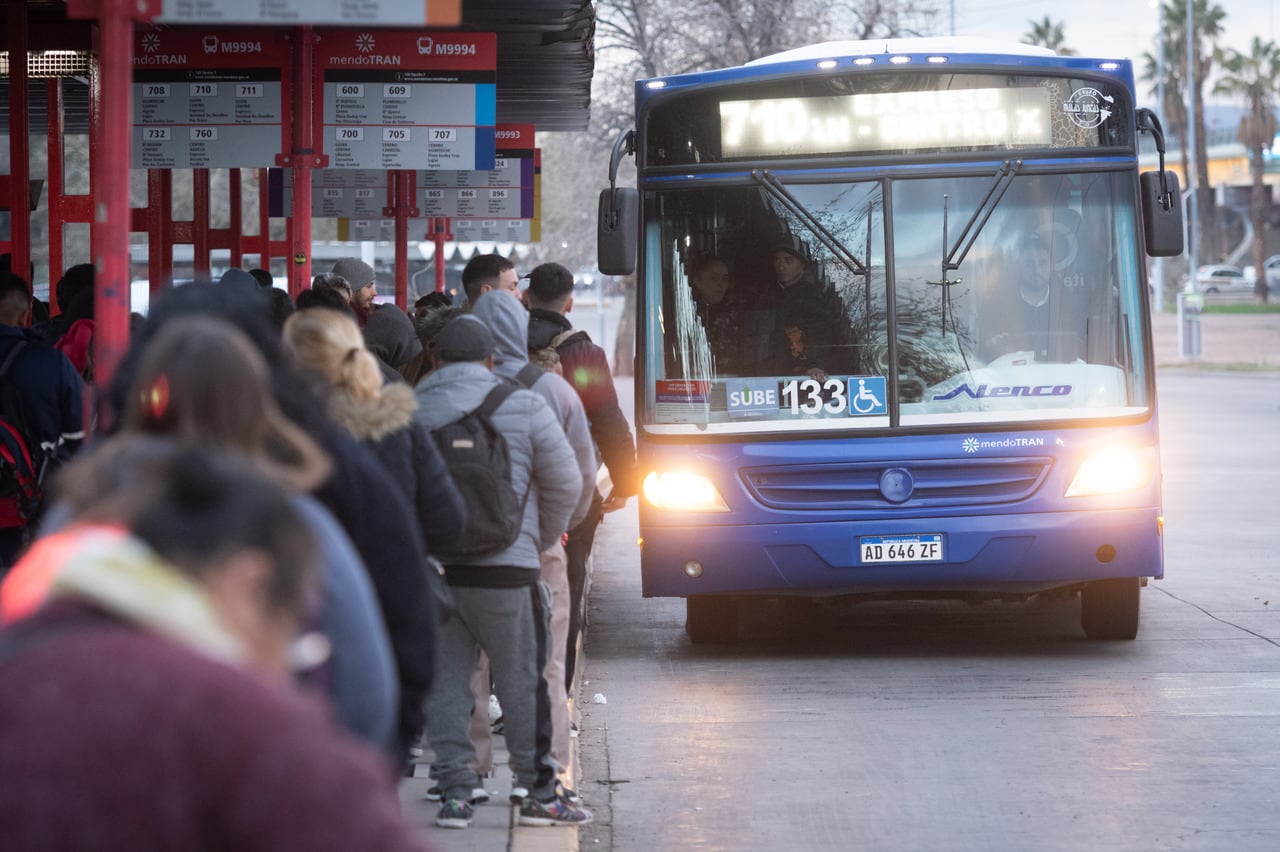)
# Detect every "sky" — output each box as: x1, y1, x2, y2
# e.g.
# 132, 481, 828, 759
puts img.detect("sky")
947, 0, 1271, 100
